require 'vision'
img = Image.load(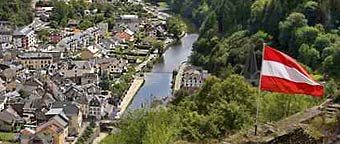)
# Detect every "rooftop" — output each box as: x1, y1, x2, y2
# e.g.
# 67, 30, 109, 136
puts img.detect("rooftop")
18, 53, 53, 59
120, 15, 139, 20
13, 26, 34, 36
52, 101, 79, 115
